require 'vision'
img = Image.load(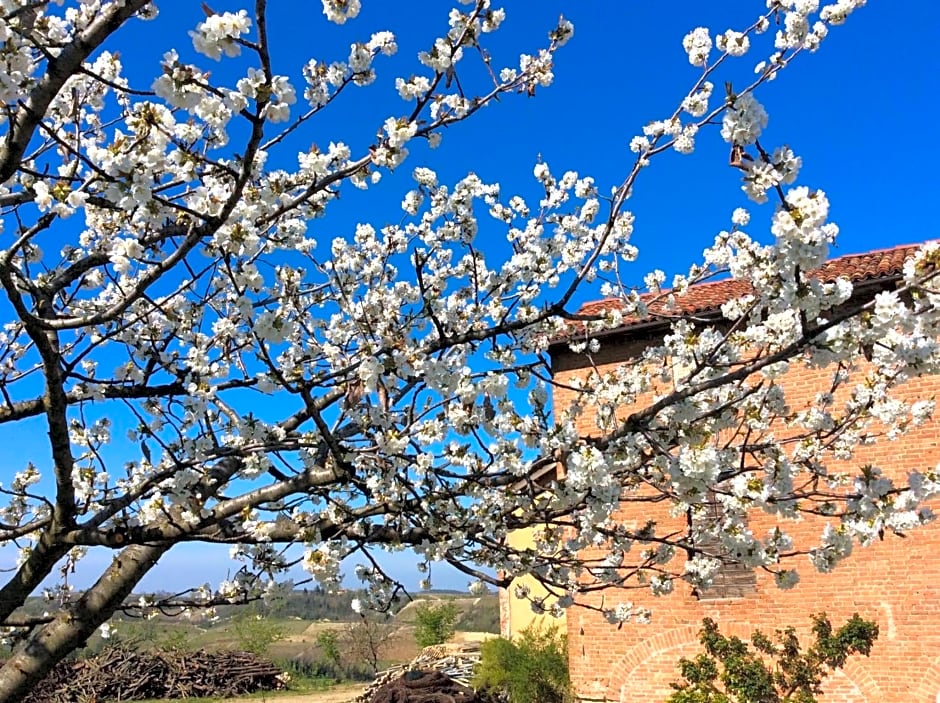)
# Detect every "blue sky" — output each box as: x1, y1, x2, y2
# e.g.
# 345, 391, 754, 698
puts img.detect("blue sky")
1, 2, 938, 594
